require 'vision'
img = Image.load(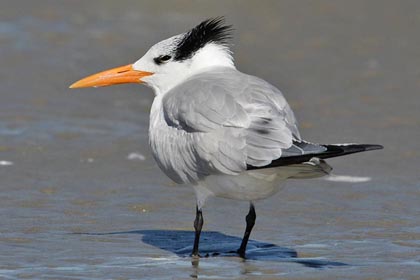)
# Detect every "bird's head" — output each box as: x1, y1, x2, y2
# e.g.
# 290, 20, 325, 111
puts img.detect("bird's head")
70, 17, 234, 94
